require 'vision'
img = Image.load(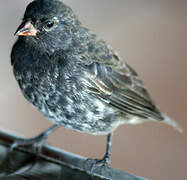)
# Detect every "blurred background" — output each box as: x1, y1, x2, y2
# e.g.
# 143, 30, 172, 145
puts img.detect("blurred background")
0, 0, 186, 179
